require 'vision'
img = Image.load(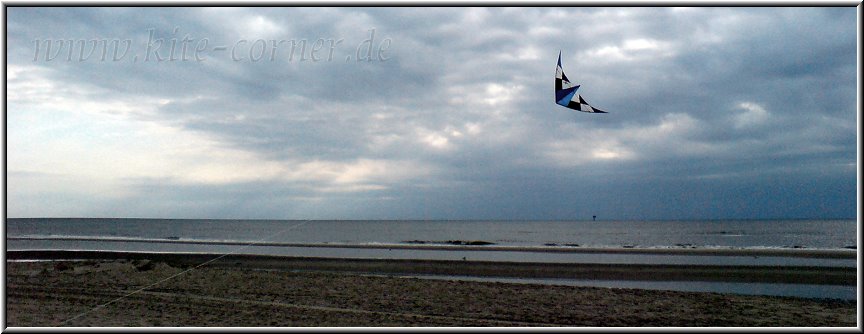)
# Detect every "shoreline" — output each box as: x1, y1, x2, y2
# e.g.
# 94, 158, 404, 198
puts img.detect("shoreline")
6, 249, 856, 286
7, 236, 857, 258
